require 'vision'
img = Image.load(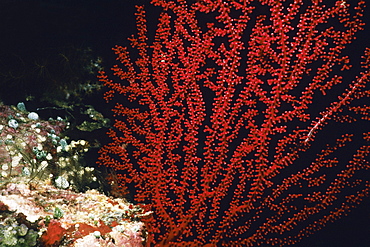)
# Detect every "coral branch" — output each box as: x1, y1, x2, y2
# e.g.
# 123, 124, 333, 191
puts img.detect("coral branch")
98, 1, 370, 246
